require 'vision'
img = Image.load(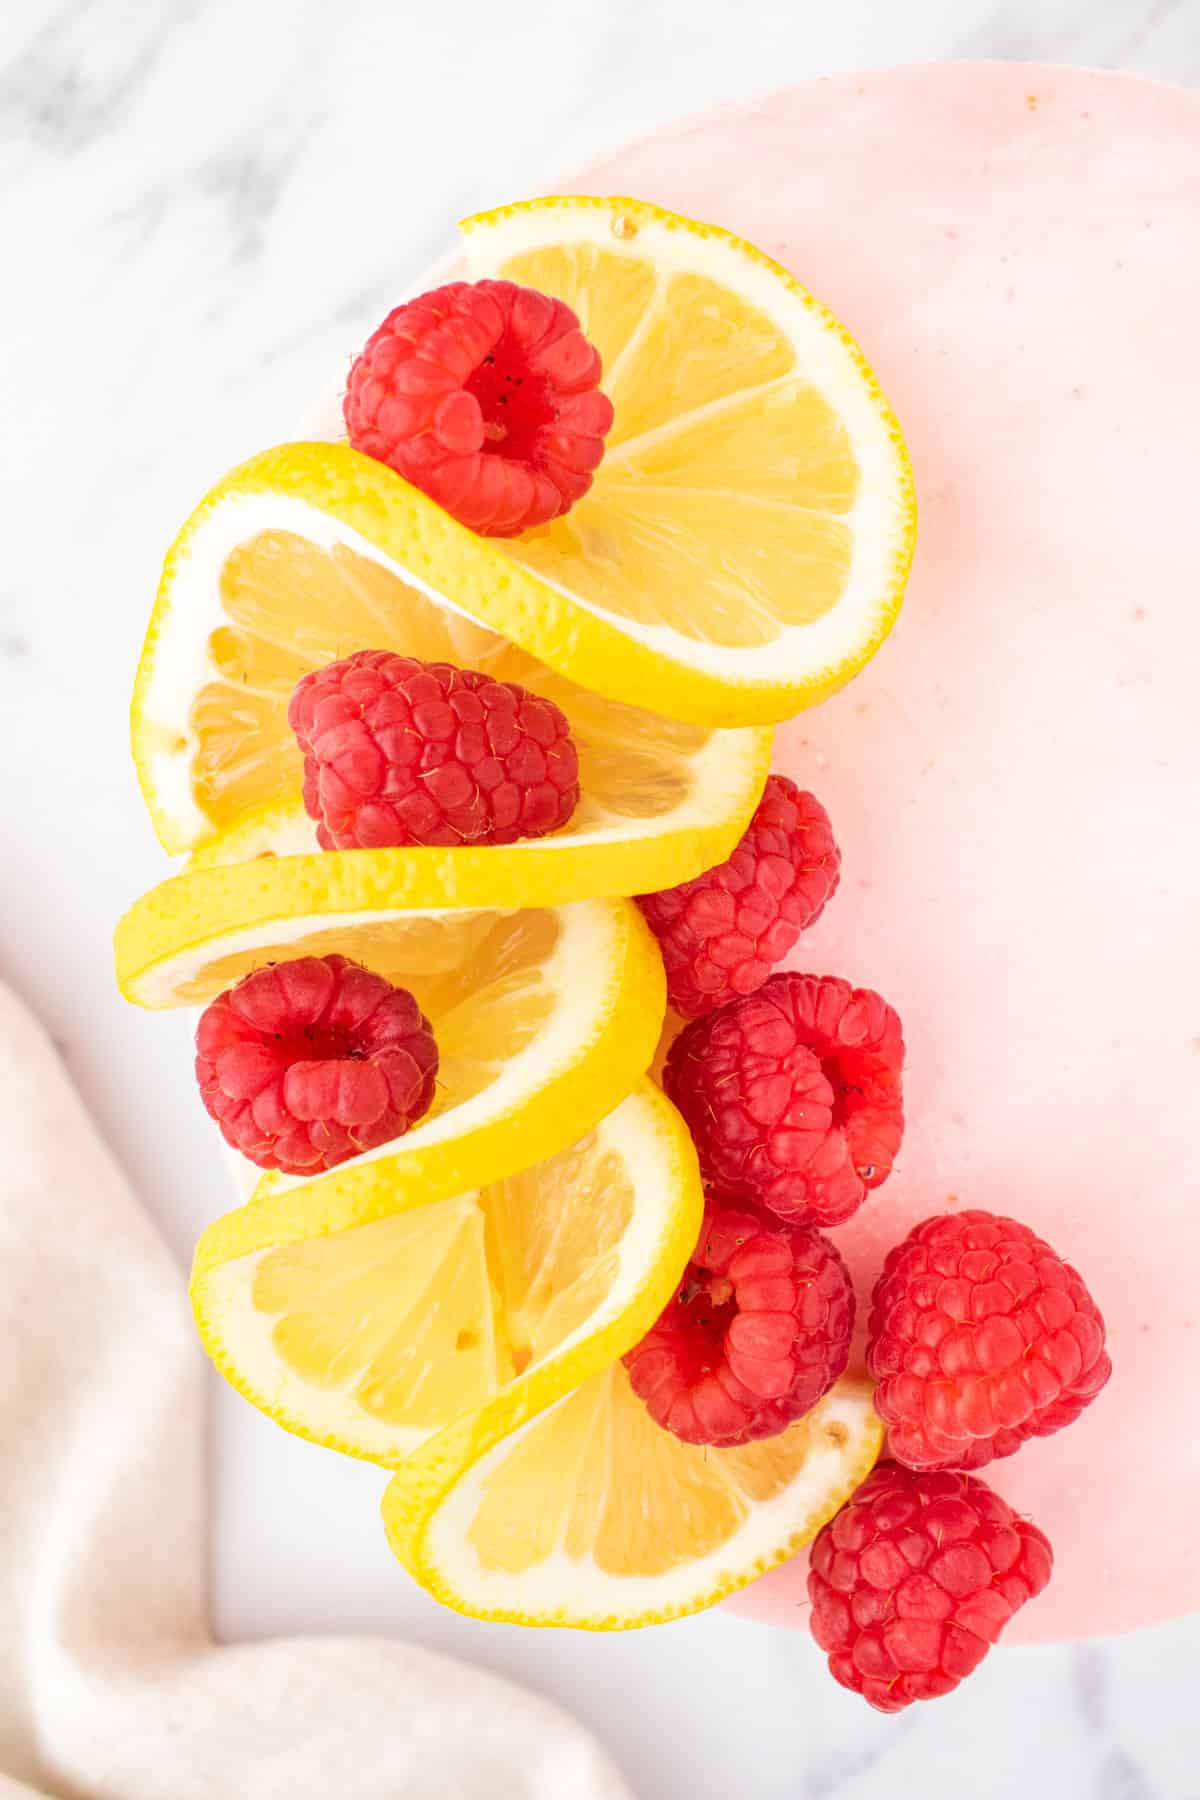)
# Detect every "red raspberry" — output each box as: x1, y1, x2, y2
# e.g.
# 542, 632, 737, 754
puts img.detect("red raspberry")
808, 1463, 1053, 1711
867, 1210, 1112, 1472
343, 279, 614, 537
637, 777, 841, 1019
289, 651, 580, 851
623, 1199, 854, 1447
662, 972, 904, 1228
195, 955, 438, 1175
